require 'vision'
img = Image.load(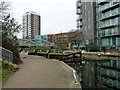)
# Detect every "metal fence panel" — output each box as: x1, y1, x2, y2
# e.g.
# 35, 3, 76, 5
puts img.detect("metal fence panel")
0, 46, 13, 63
